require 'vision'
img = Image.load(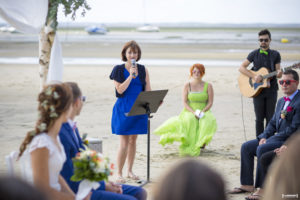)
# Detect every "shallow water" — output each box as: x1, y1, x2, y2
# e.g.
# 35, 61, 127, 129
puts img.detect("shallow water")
0, 29, 300, 46
0, 57, 297, 67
